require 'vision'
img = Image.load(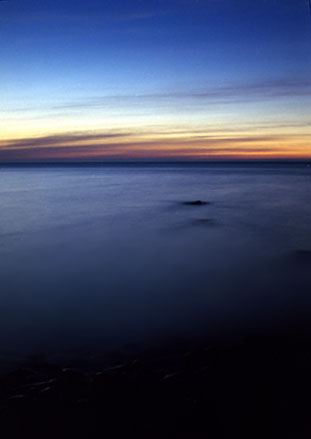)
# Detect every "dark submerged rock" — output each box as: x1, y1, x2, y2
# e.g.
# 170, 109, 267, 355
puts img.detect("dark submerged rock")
295, 249, 311, 258
182, 200, 209, 206
293, 249, 311, 265
192, 218, 216, 226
